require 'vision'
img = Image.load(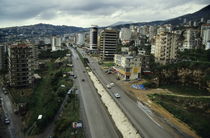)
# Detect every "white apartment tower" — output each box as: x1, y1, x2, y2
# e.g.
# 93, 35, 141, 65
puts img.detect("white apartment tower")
77, 33, 85, 46
52, 36, 62, 51
155, 32, 179, 64
119, 28, 132, 42
183, 28, 200, 49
